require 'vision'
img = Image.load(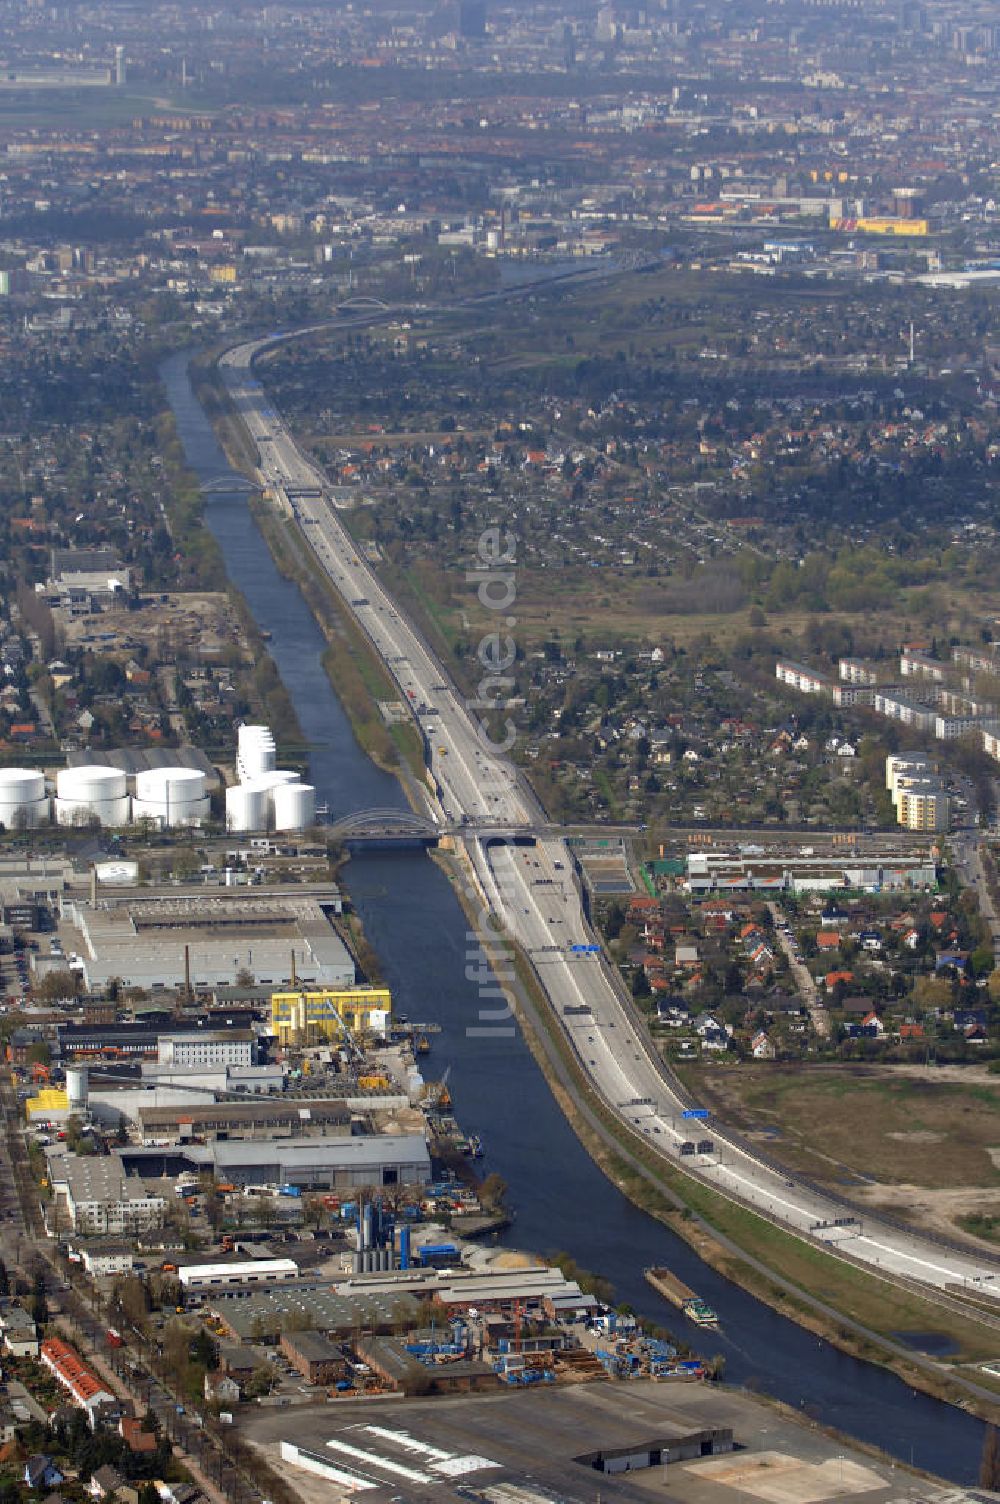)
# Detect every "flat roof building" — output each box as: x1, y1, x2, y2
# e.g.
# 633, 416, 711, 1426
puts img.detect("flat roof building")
61, 886, 356, 993
181, 1132, 431, 1191
178, 1259, 299, 1292
48, 1151, 165, 1237
136, 1098, 353, 1144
